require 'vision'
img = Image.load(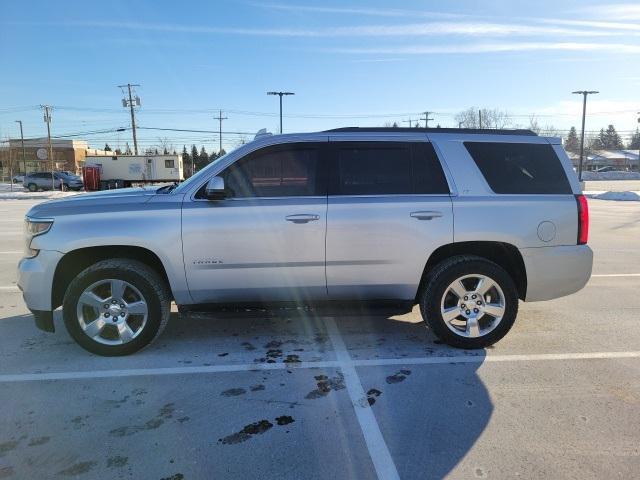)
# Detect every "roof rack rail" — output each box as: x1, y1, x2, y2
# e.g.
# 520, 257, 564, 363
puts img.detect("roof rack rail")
324, 127, 538, 136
